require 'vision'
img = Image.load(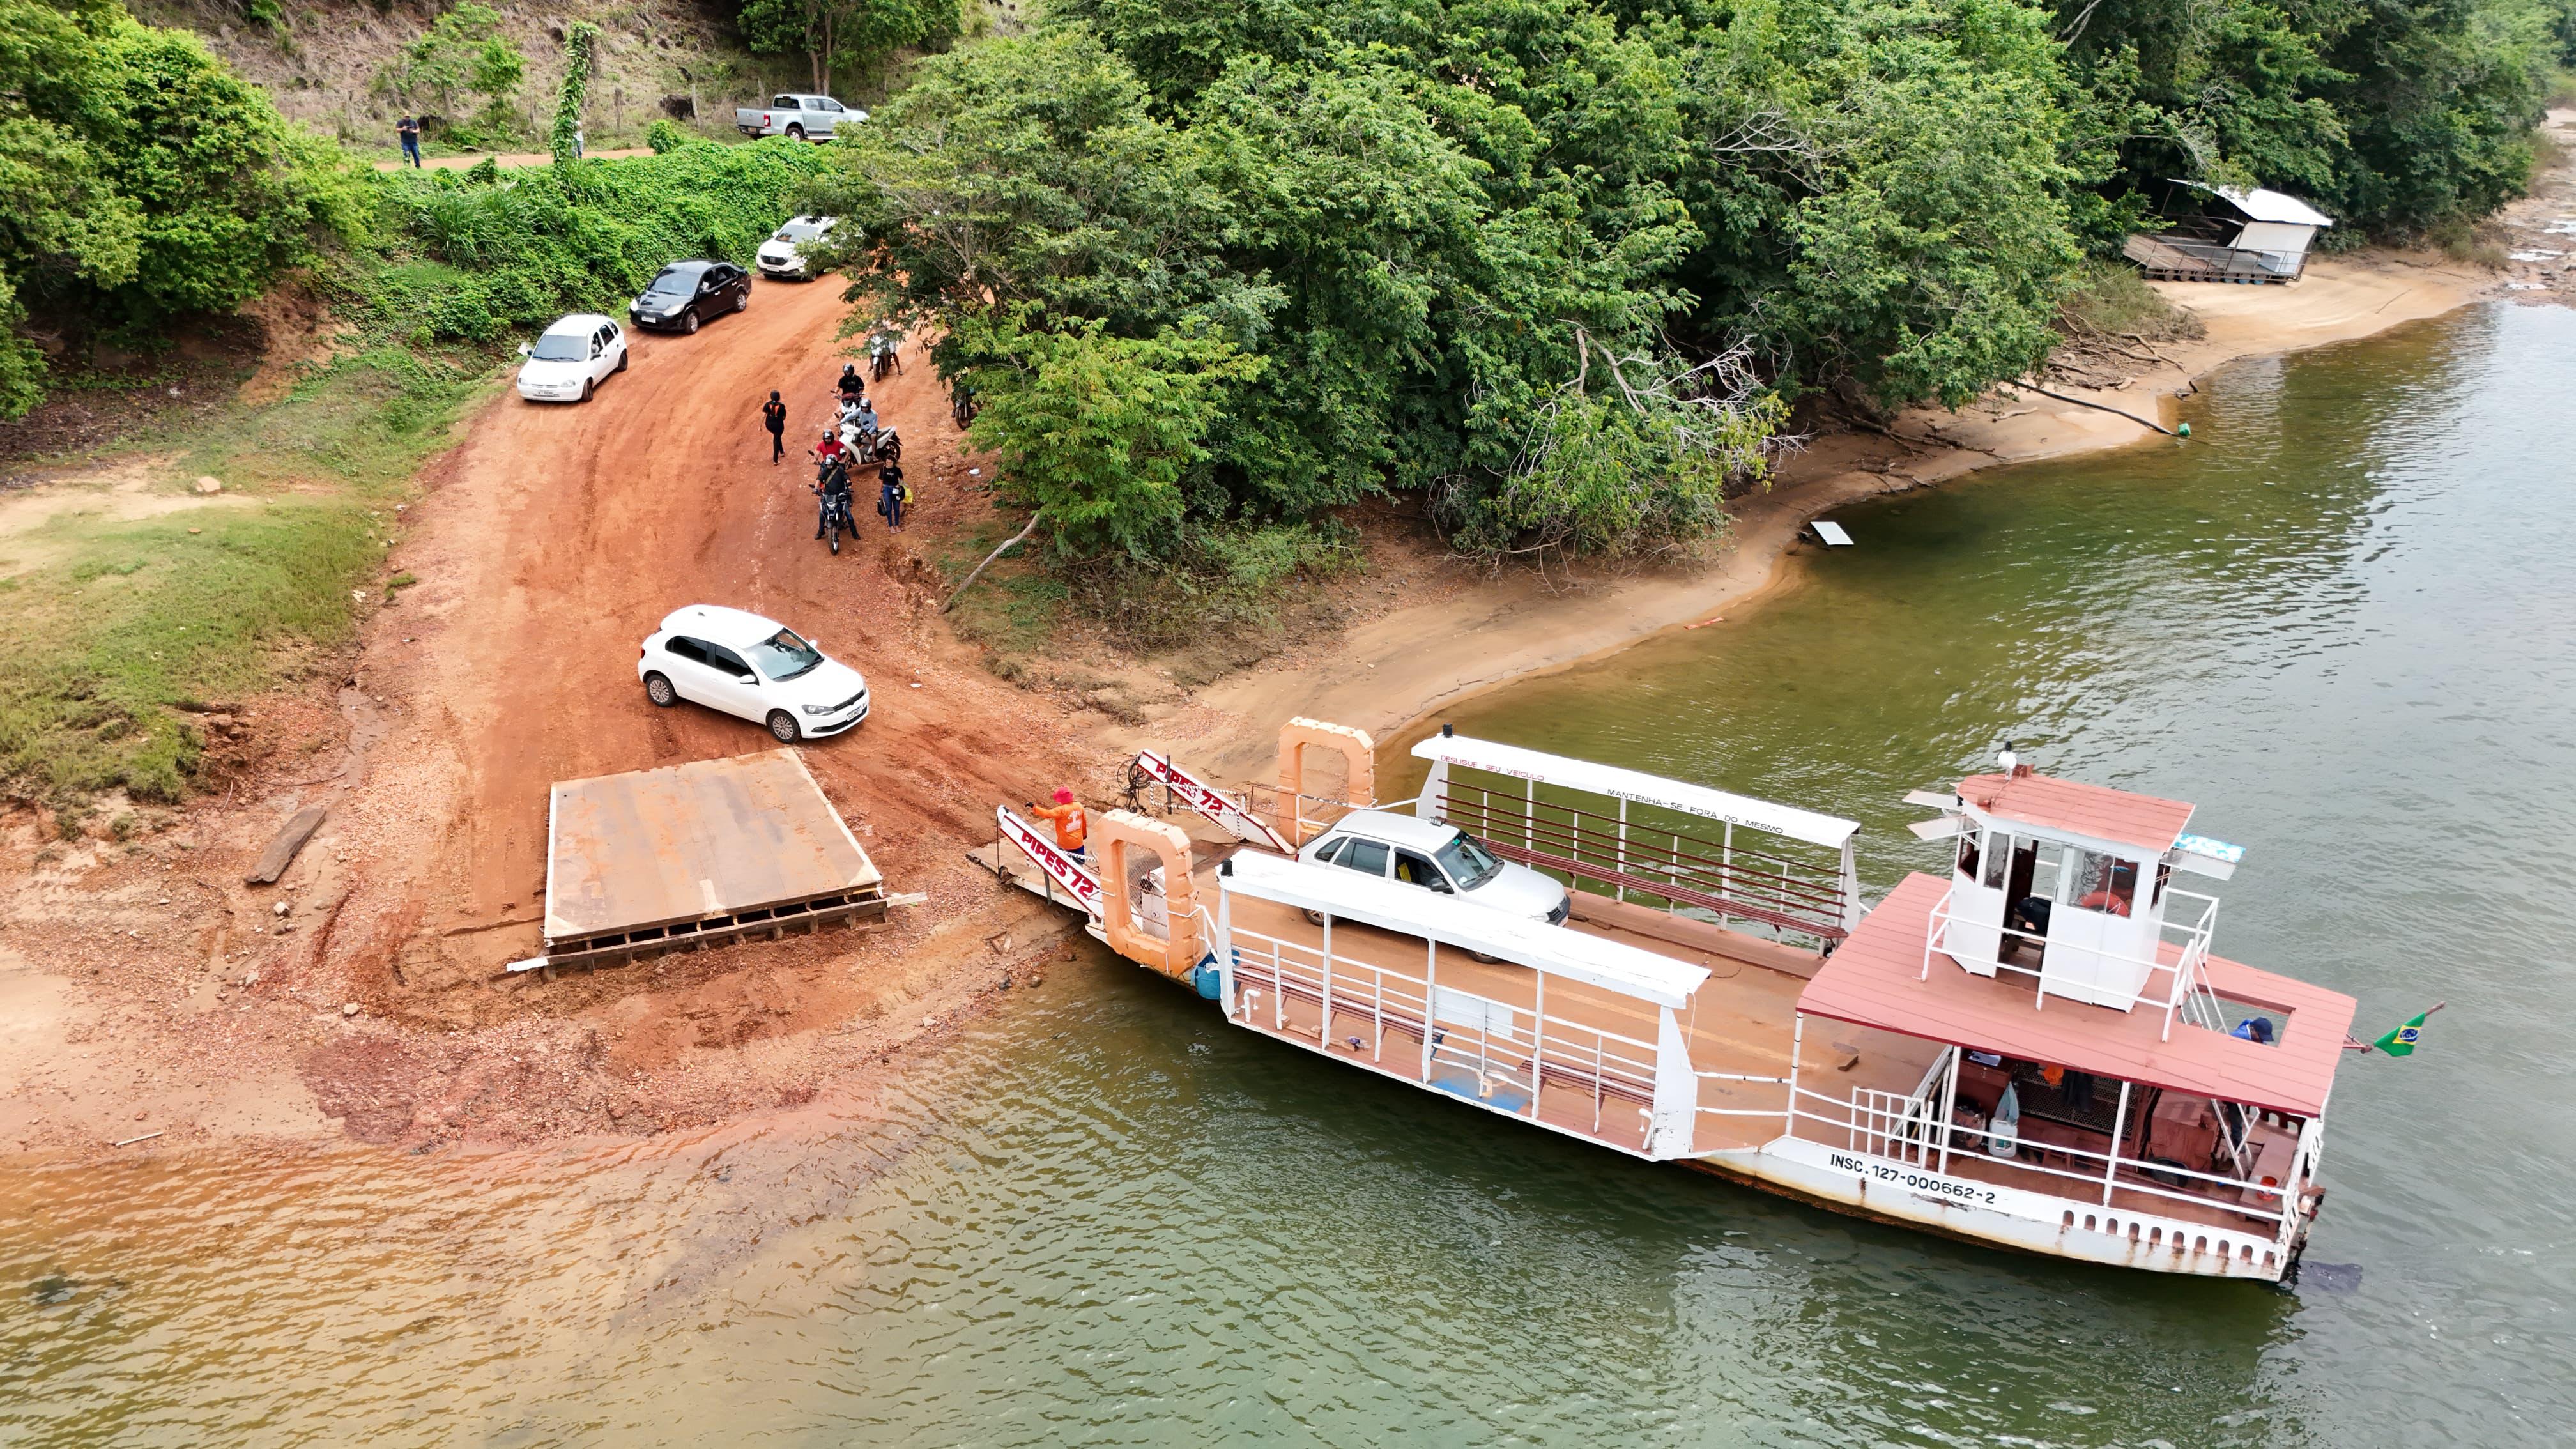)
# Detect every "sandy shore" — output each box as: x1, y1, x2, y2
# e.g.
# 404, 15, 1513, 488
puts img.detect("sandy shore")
1148, 248, 2494, 784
